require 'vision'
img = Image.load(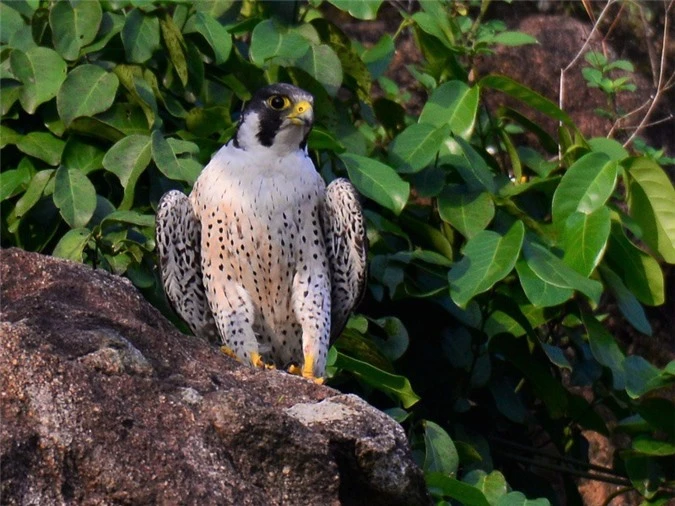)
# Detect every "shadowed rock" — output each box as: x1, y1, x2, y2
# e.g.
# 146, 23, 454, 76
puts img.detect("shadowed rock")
0, 248, 429, 506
